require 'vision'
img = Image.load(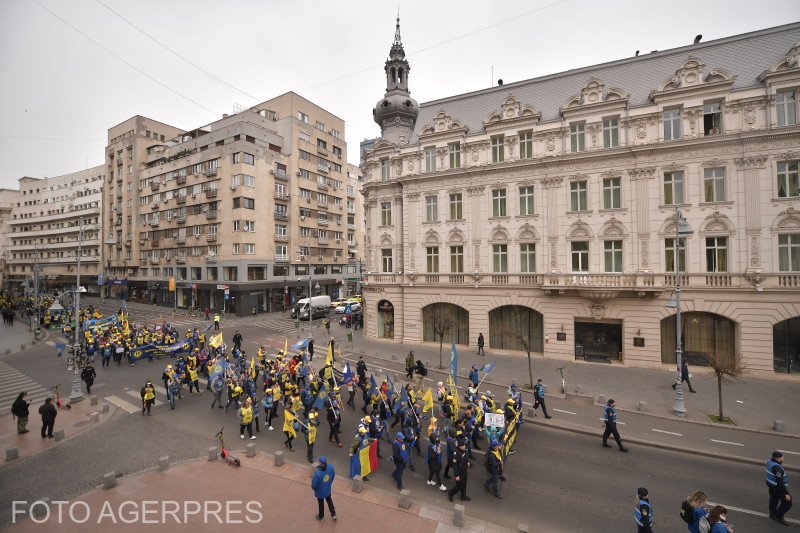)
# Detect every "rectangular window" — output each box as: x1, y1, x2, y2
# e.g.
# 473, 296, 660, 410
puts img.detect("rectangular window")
602, 118, 619, 148
664, 171, 685, 204
777, 91, 797, 127
381, 249, 393, 273
491, 135, 504, 163
664, 108, 682, 141
380, 202, 392, 226
244, 243, 255, 254
519, 131, 533, 159
425, 148, 436, 172
602, 178, 621, 209
297, 112, 309, 123
571, 241, 589, 272
425, 196, 438, 222
316, 120, 325, 131
664, 238, 687, 273
426, 247, 439, 273
232, 243, 240, 255
777, 161, 799, 198
492, 244, 508, 273
275, 224, 287, 237
520, 243, 536, 273
243, 198, 255, 209
448, 143, 461, 169
492, 189, 507, 217
705, 237, 728, 272
381, 159, 390, 181
519, 186, 535, 215
299, 151, 311, 161
450, 246, 464, 273
233, 220, 241, 232
604, 241, 623, 273
778, 234, 800, 272
570, 123, 585, 153
233, 152, 255, 165
703, 102, 722, 135
243, 221, 255, 232
703, 167, 726, 202
449, 193, 463, 220
570, 181, 588, 211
